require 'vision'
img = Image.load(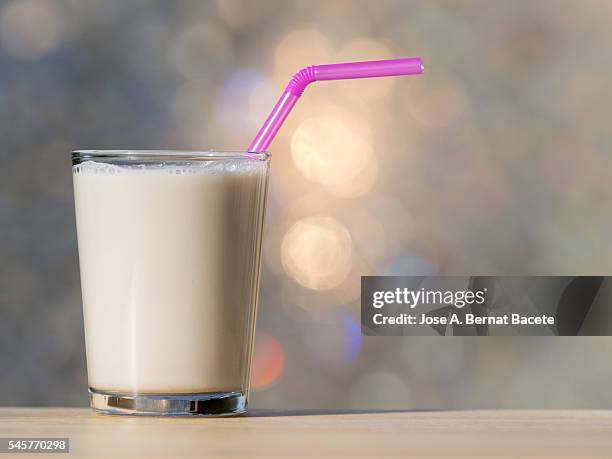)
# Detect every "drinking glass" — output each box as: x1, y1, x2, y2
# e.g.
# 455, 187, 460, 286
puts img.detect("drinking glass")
72, 150, 269, 416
